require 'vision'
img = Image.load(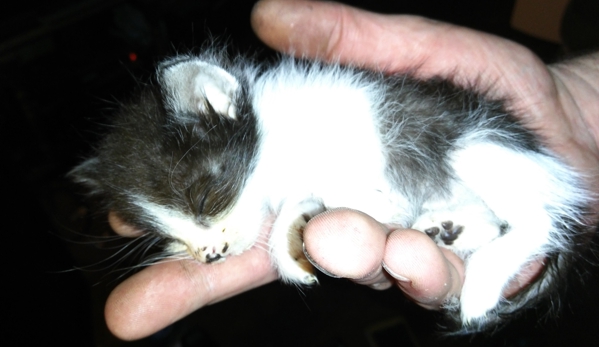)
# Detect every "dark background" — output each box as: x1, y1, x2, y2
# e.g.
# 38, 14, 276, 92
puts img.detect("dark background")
3, 0, 599, 346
